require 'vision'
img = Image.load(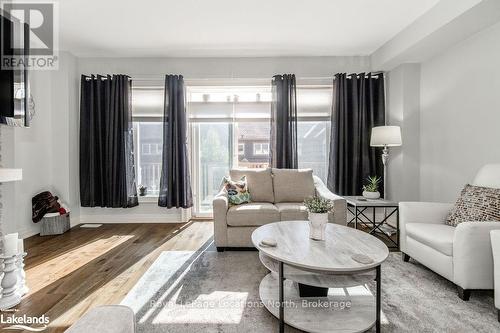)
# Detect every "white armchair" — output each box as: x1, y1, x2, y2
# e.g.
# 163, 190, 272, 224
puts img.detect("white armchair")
400, 164, 500, 300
